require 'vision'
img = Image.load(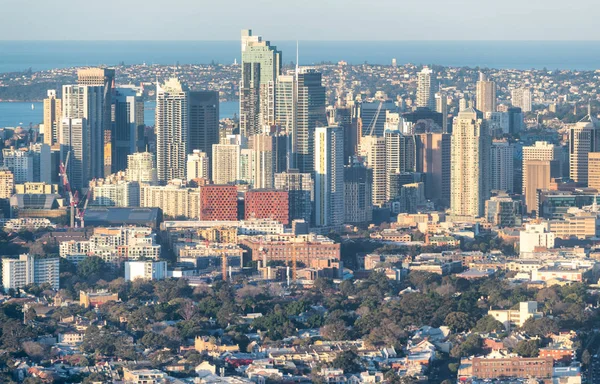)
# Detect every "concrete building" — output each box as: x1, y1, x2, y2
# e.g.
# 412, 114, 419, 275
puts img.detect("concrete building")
140, 184, 199, 219
485, 194, 522, 228
240, 29, 281, 137
414, 131, 451, 206
61, 84, 104, 190
344, 162, 373, 224
2, 147, 33, 183
488, 301, 543, 329
275, 74, 296, 137
314, 125, 344, 227
189, 91, 219, 177
523, 141, 561, 214
475, 72, 496, 114
450, 108, 491, 219
490, 139, 514, 193
199, 185, 238, 221
125, 261, 167, 281
570, 113, 599, 185
274, 169, 313, 223
588, 152, 600, 190
435, 90, 449, 133
385, 130, 415, 201
0, 168, 14, 199
464, 356, 553, 380
248, 133, 287, 189
240, 234, 340, 265
245, 189, 289, 225
520, 222, 555, 255
126, 152, 158, 185
359, 135, 386, 206
187, 150, 210, 182
43, 90, 62, 147
416, 66, 436, 110
90, 178, 140, 207
212, 143, 240, 185
156, 78, 188, 183
549, 209, 599, 239
80, 290, 119, 308
511, 87, 532, 112
113, 87, 144, 173
2, 254, 60, 292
